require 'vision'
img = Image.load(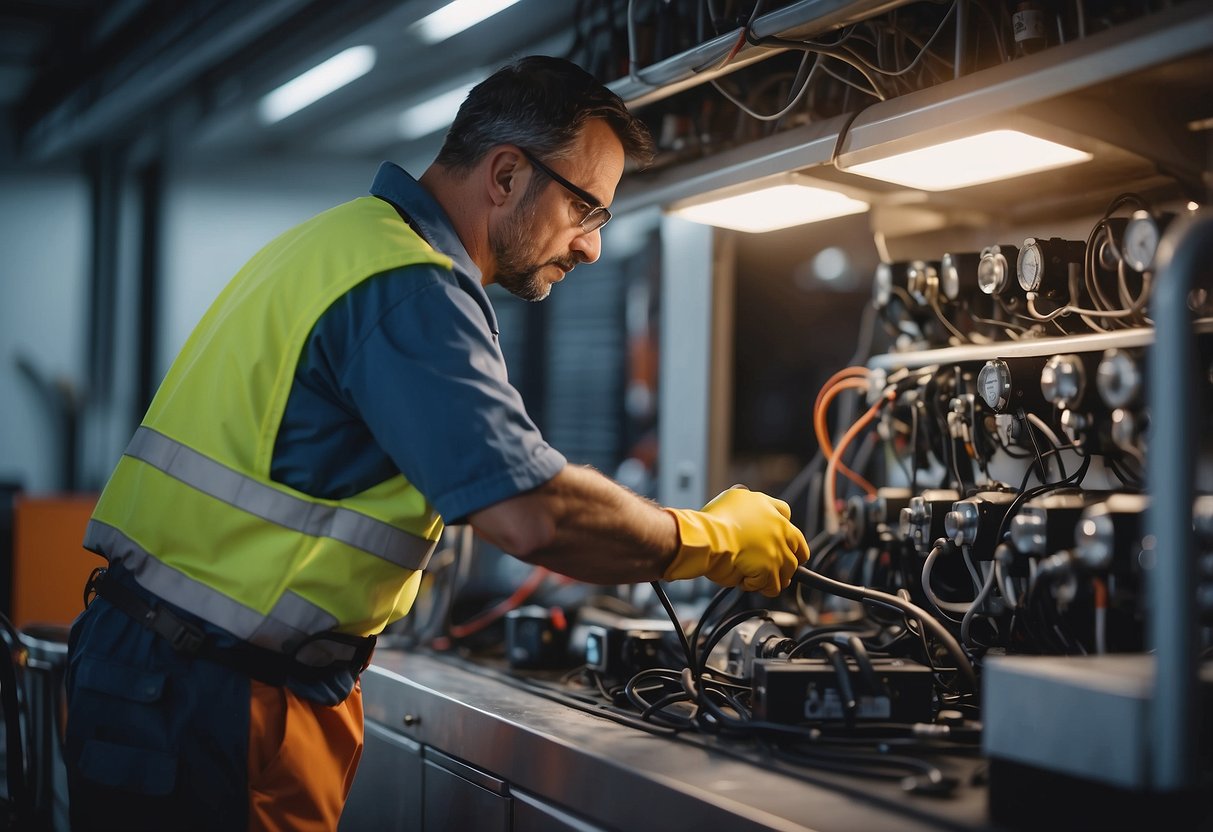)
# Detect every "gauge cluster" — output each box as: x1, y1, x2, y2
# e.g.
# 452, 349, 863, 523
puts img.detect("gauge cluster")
380, 196, 1210, 820
852, 196, 1210, 658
